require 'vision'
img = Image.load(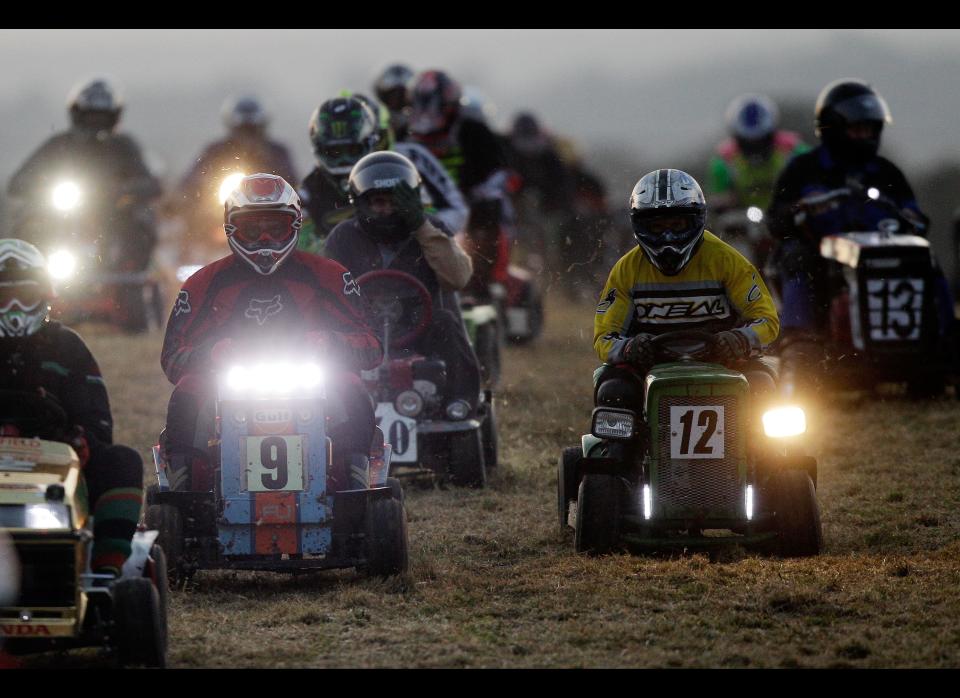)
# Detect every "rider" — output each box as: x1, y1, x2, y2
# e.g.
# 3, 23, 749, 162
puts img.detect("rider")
593, 169, 780, 406
323, 152, 481, 413
708, 94, 809, 214
160, 174, 382, 492
298, 95, 468, 253
0, 239, 144, 577
373, 63, 415, 143
766, 78, 949, 355
6, 78, 162, 272
406, 70, 510, 298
